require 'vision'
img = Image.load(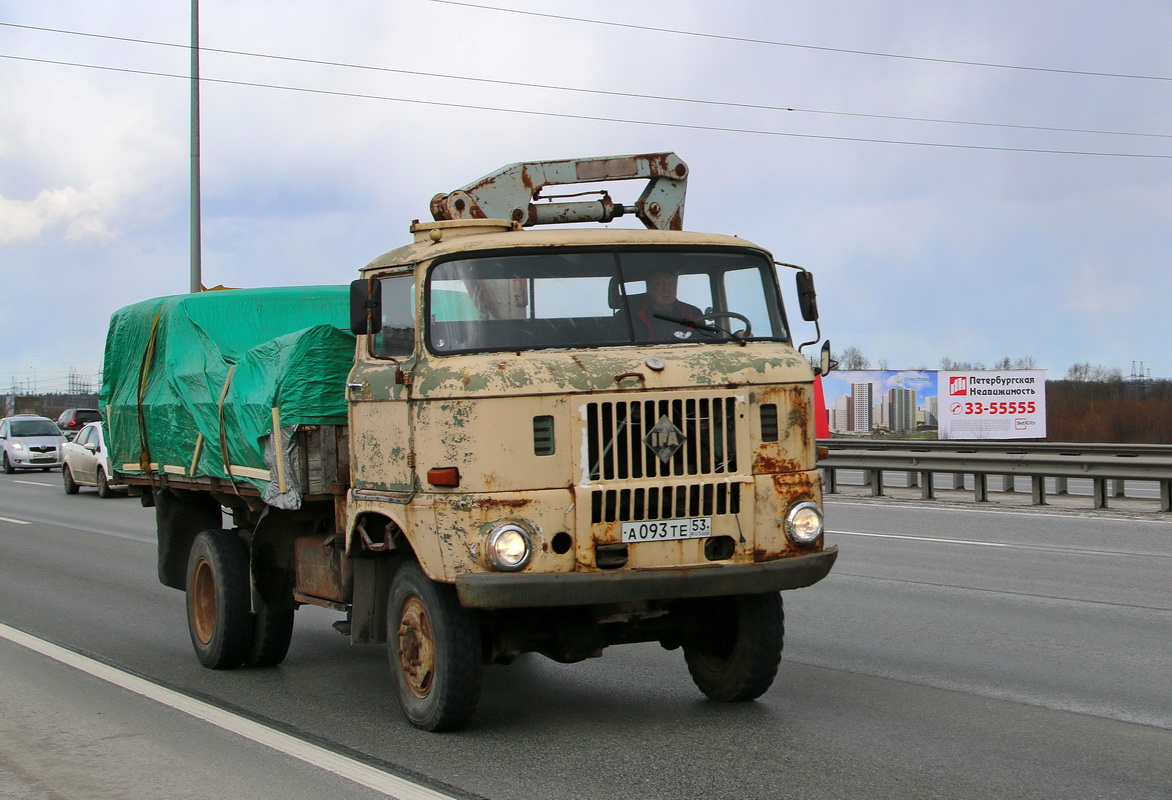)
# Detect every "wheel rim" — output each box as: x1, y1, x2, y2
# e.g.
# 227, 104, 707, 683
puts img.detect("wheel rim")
397, 595, 435, 699
191, 557, 217, 645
